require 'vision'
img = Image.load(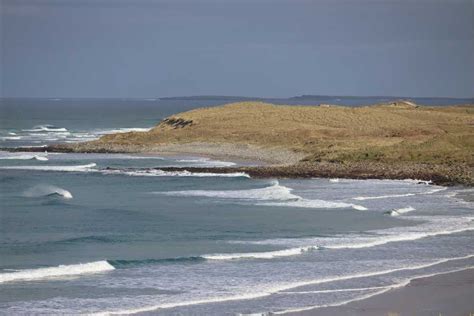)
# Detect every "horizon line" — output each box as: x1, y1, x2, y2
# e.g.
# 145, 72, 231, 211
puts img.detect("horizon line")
1, 95, 474, 100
